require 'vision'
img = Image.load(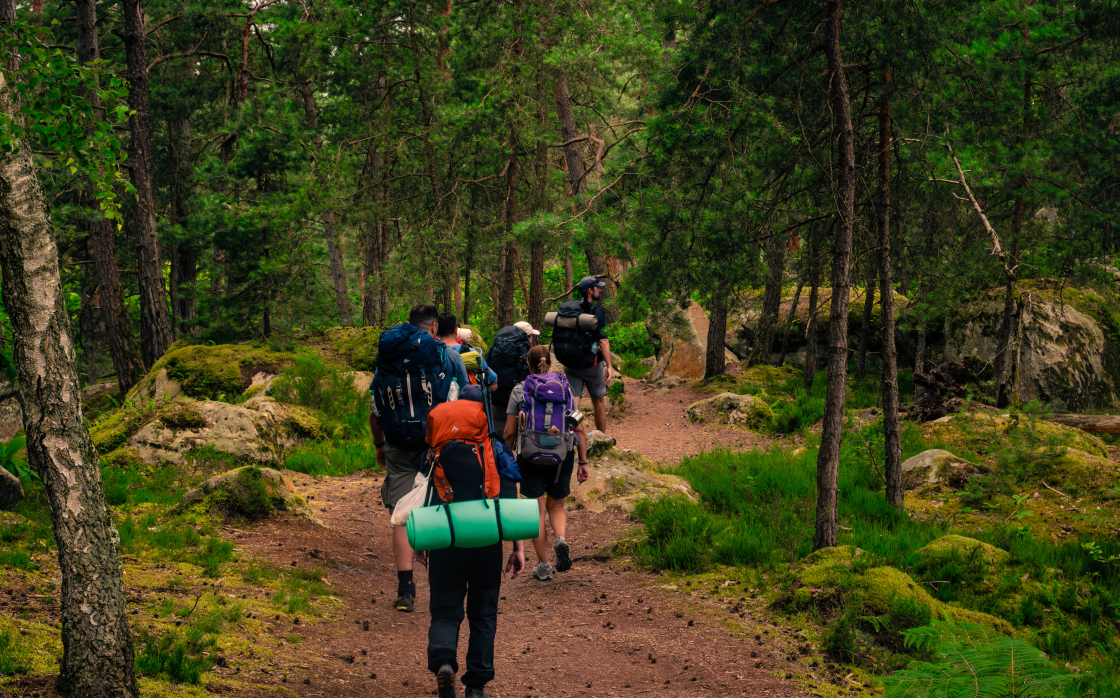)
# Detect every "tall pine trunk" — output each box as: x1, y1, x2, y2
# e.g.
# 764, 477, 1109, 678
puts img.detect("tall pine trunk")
77, 0, 143, 393
759, 230, 787, 362
122, 0, 172, 367
0, 72, 139, 698
856, 269, 875, 377
877, 67, 902, 509
814, 0, 856, 552
499, 134, 518, 328
169, 118, 198, 336
325, 215, 354, 327
803, 227, 821, 391
704, 281, 729, 379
